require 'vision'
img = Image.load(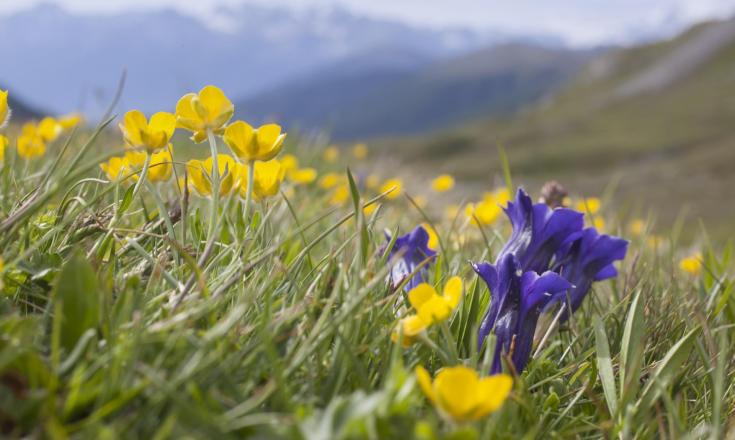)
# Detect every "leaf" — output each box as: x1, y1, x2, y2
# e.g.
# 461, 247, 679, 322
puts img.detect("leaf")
52, 251, 100, 352
118, 183, 136, 214
636, 327, 699, 413
346, 168, 369, 266
619, 289, 645, 407
593, 315, 618, 416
